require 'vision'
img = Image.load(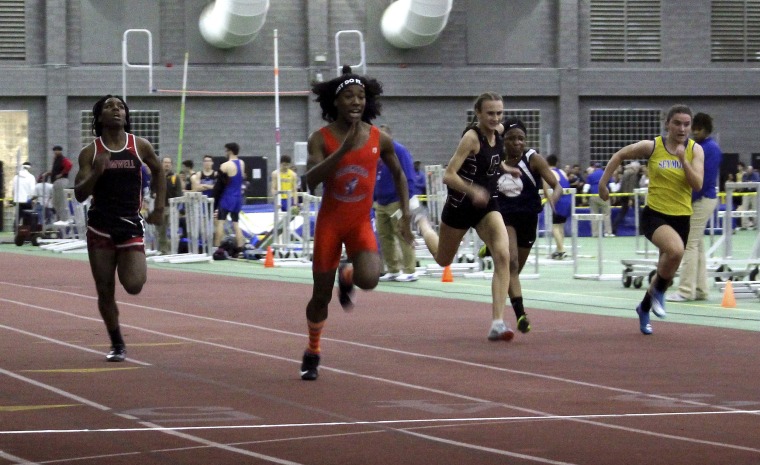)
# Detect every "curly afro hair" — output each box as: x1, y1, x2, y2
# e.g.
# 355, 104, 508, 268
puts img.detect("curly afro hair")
311, 65, 383, 123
